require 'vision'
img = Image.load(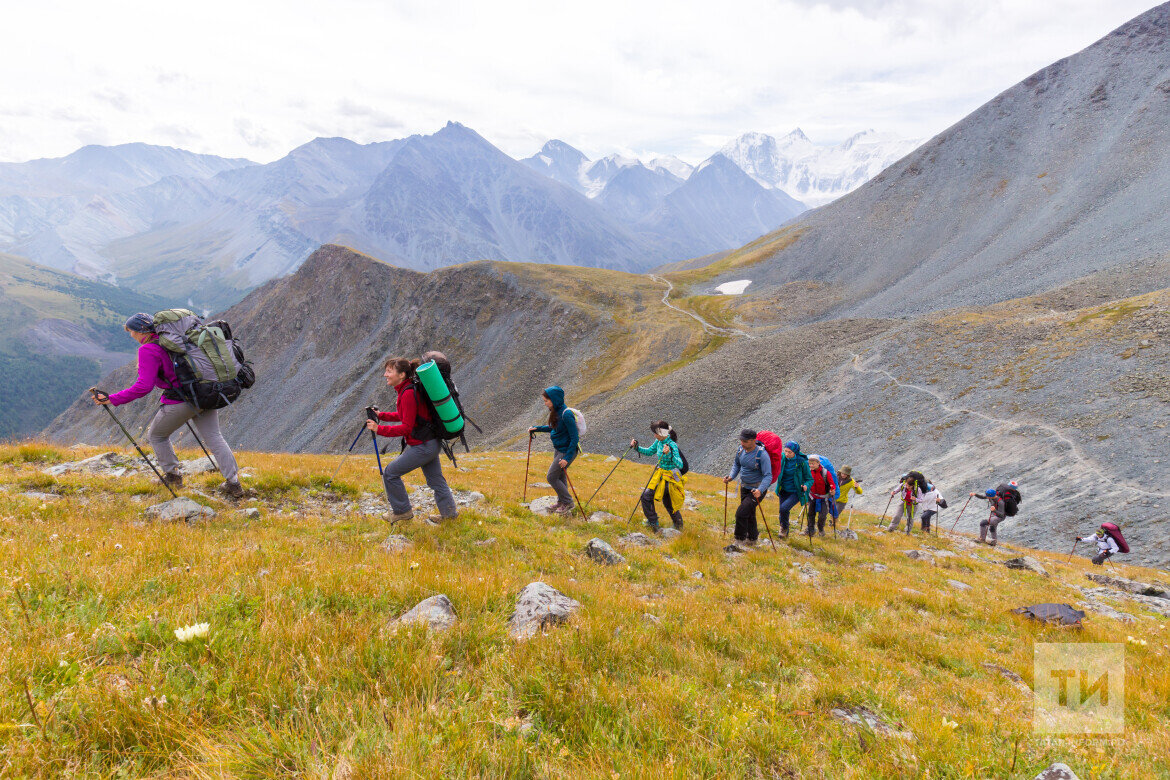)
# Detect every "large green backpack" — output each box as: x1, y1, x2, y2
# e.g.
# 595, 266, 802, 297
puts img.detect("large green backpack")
153, 309, 255, 410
